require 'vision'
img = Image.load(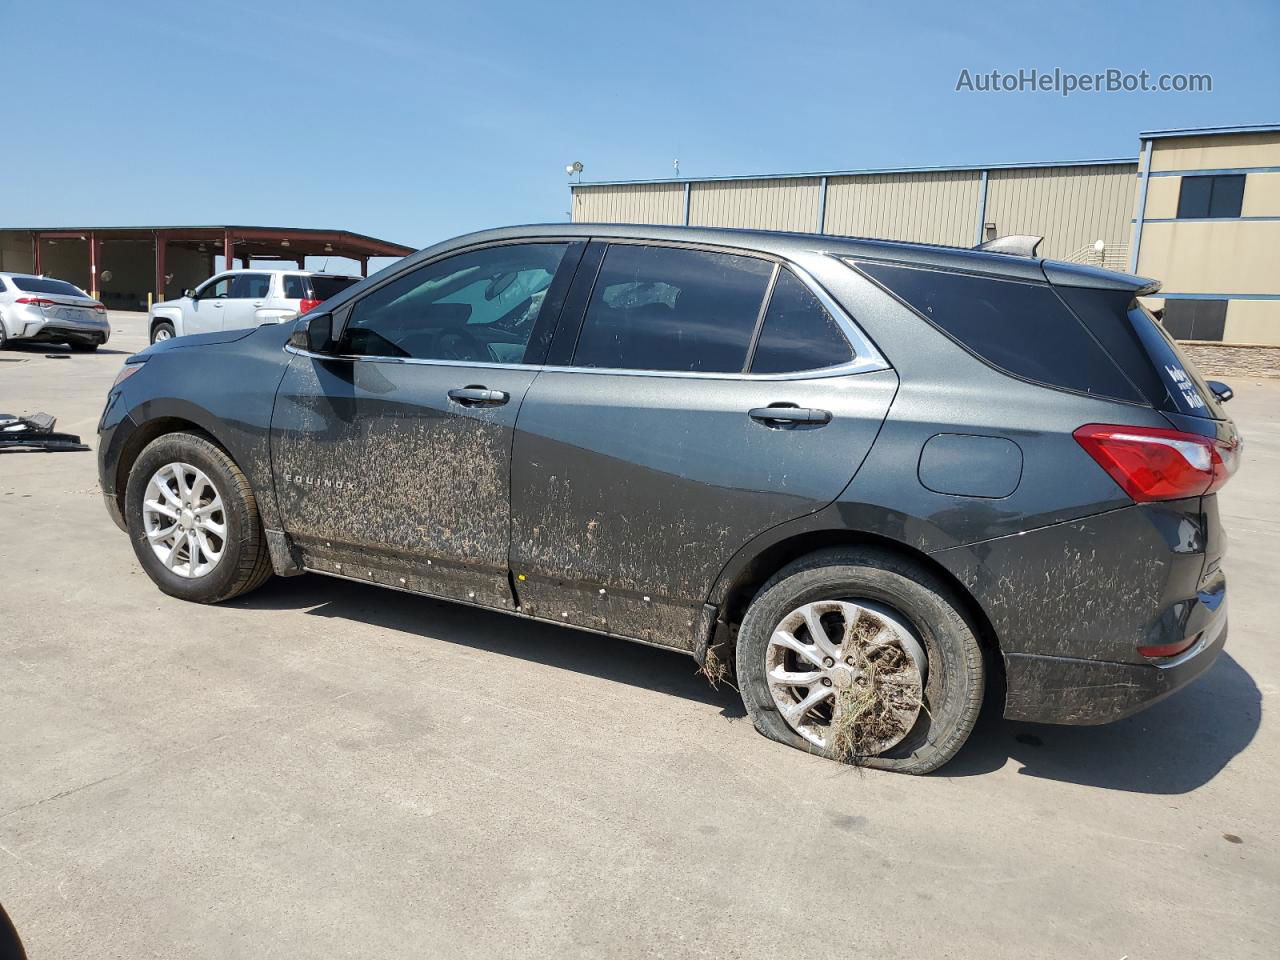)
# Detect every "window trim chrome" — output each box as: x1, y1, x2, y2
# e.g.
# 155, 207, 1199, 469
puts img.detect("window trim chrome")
286, 237, 890, 381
